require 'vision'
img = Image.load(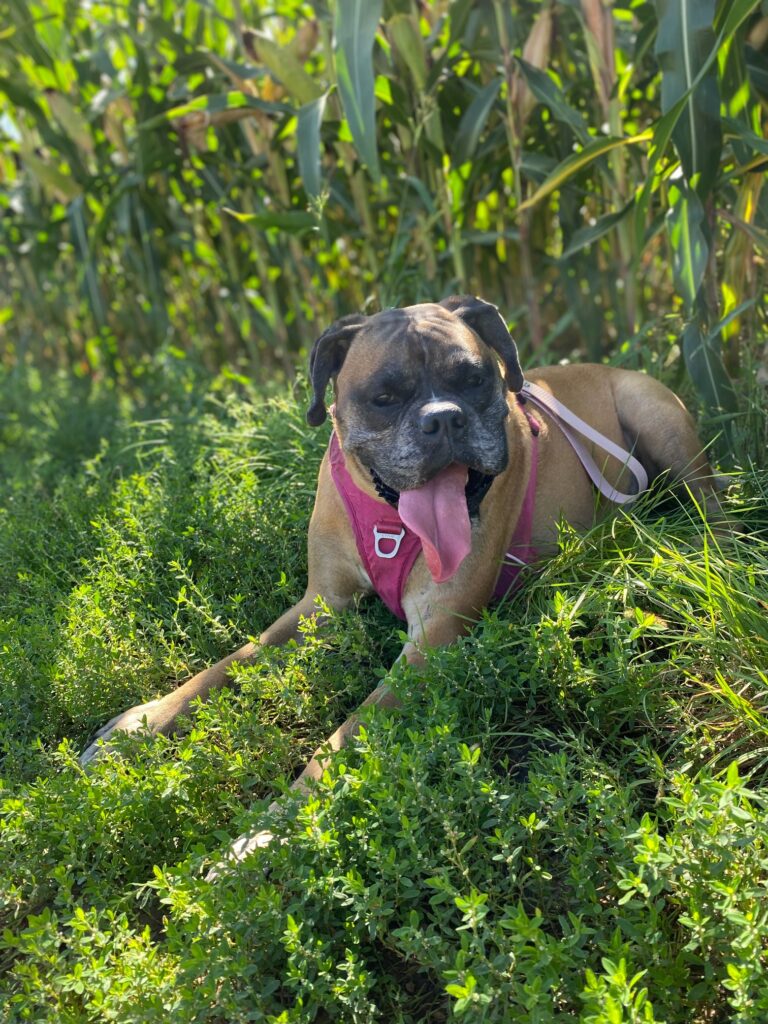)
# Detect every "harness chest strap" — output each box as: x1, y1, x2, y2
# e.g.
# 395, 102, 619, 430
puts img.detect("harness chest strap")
328, 432, 422, 620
